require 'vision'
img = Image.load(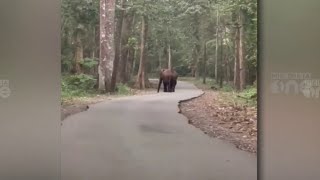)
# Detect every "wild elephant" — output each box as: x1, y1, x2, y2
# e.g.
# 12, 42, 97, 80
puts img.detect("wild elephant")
157, 69, 178, 93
